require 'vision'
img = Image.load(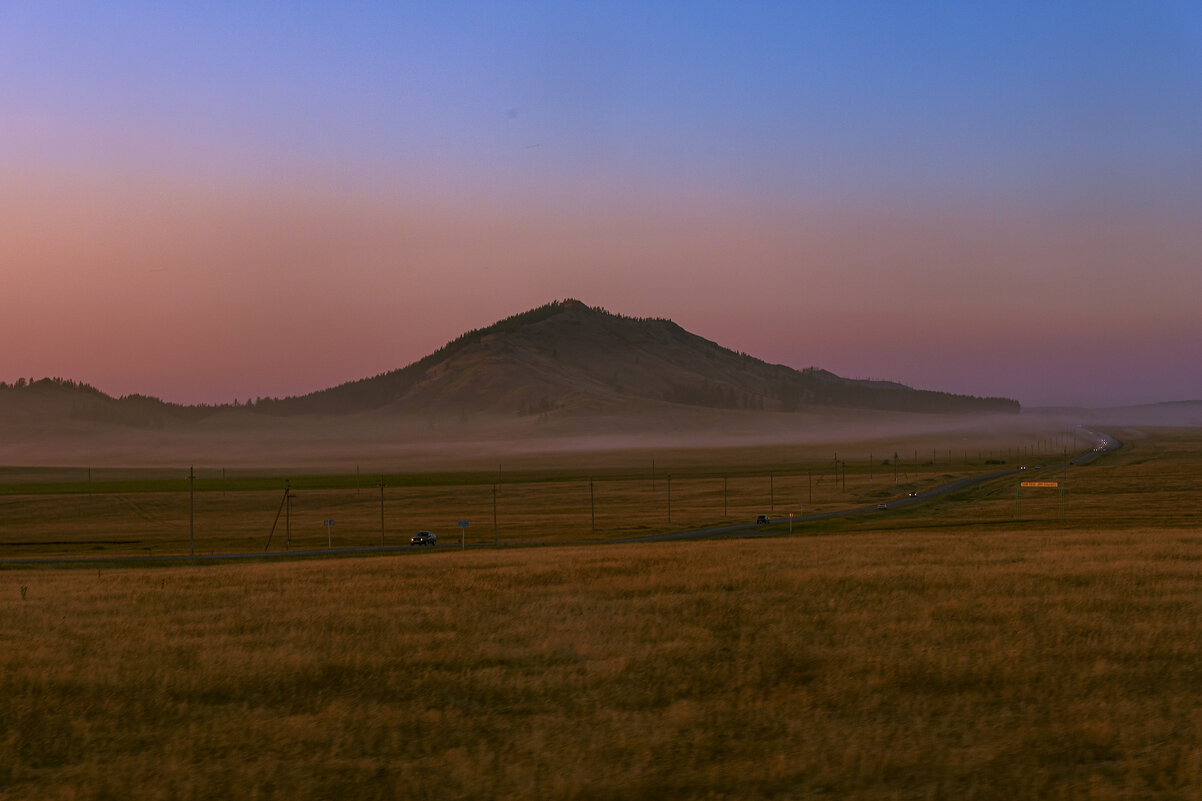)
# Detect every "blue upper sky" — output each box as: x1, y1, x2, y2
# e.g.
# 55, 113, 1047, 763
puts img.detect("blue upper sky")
7, 1, 1200, 206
